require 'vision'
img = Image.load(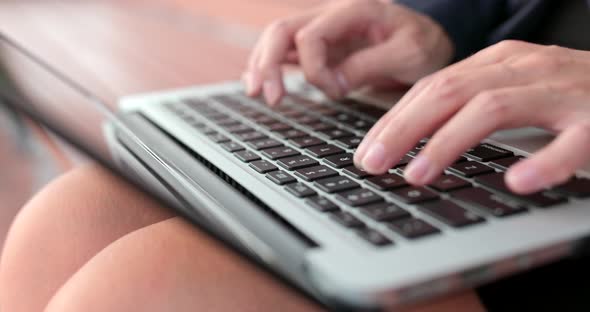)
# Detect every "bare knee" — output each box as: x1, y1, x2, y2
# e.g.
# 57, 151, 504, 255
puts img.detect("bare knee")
0, 164, 174, 312
45, 218, 323, 312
